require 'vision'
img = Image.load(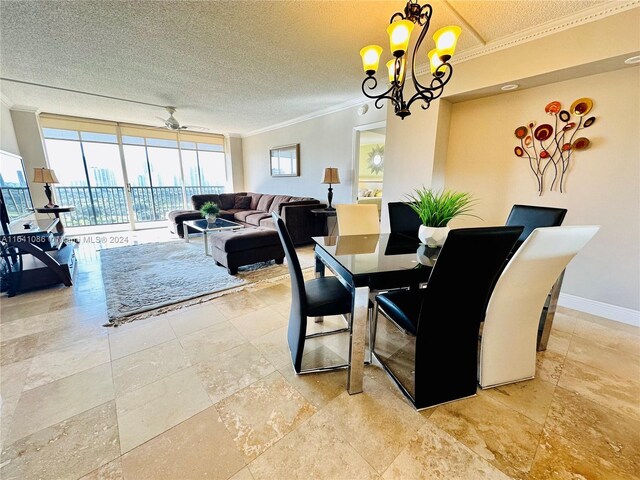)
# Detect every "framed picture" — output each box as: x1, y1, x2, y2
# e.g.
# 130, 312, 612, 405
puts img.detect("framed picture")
270, 144, 300, 177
